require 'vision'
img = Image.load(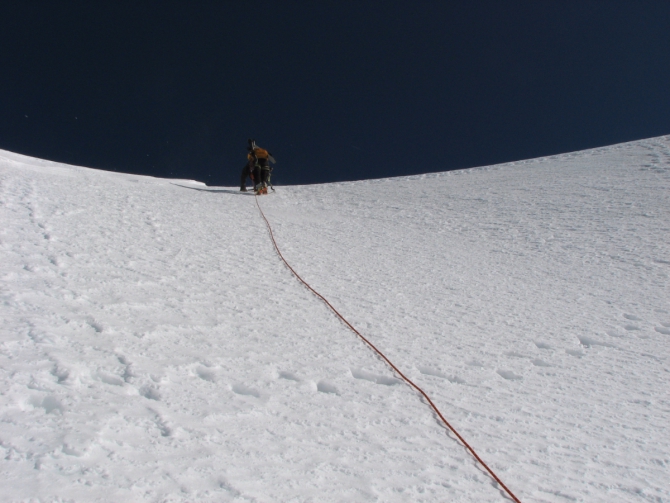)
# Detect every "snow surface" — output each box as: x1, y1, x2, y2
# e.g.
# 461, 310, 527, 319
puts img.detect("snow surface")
1, 136, 669, 502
